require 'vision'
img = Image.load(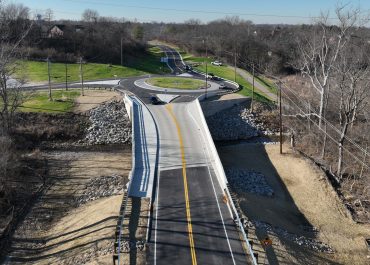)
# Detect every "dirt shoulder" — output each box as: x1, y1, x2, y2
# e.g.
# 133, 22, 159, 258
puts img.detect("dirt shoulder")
74, 90, 121, 113
5, 148, 131, 264
218, 143, 370, 265
2, 90, 138, 265
6, 148, 131, 265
